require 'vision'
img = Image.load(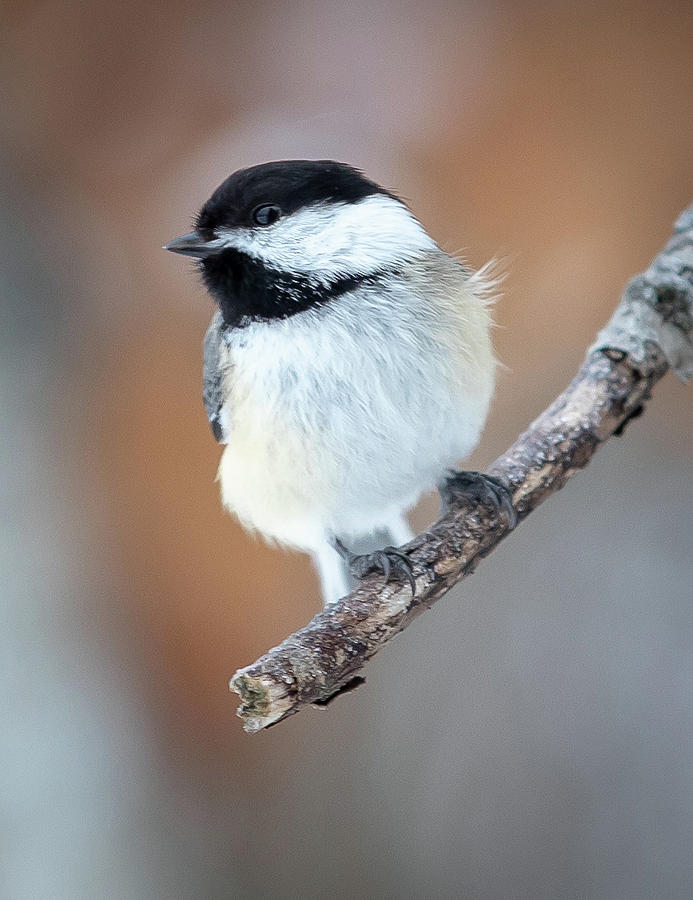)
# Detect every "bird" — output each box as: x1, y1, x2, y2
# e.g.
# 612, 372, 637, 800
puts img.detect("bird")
164, 159, 514, 605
